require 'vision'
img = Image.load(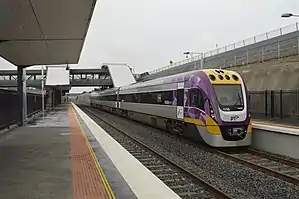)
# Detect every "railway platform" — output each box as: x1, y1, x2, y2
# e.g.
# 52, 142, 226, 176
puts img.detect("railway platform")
253, 118, 299, 129
0, 103, 180, 199
251, 118, 299, 160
